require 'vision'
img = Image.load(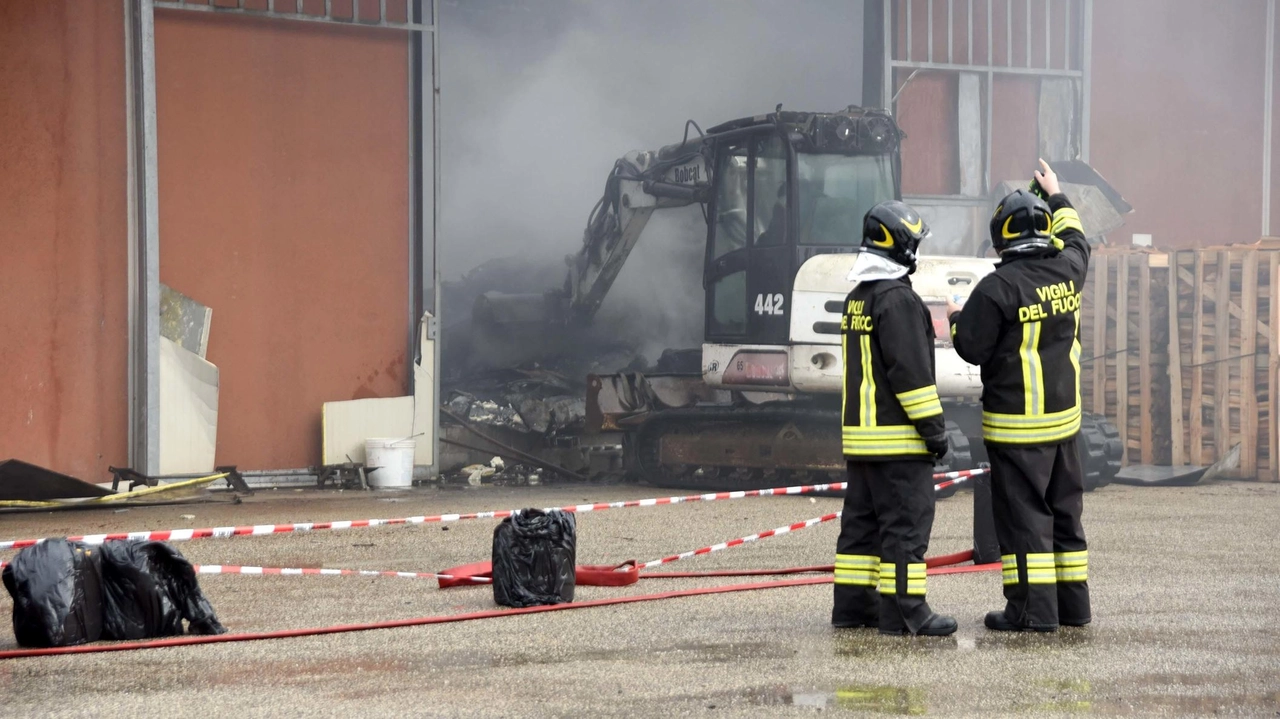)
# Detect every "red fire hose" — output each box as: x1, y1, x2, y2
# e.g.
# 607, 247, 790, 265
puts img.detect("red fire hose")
0, 553, 996, 660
